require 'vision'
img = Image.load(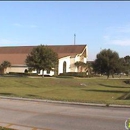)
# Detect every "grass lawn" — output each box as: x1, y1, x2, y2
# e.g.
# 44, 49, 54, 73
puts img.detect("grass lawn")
0, 76, 130, 105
